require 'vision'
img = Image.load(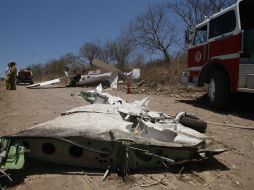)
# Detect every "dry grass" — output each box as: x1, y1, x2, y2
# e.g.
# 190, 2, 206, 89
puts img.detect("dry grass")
31, 54, 188, 88
140, 56, 187, 87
